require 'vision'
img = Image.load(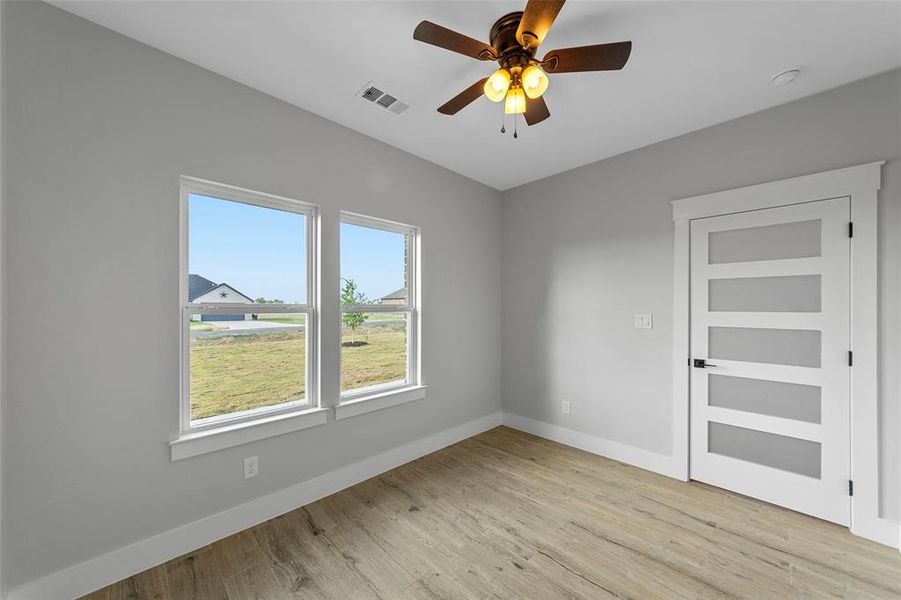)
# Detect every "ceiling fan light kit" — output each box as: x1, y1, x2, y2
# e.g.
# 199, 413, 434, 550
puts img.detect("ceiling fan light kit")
413, 0, 632, 134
